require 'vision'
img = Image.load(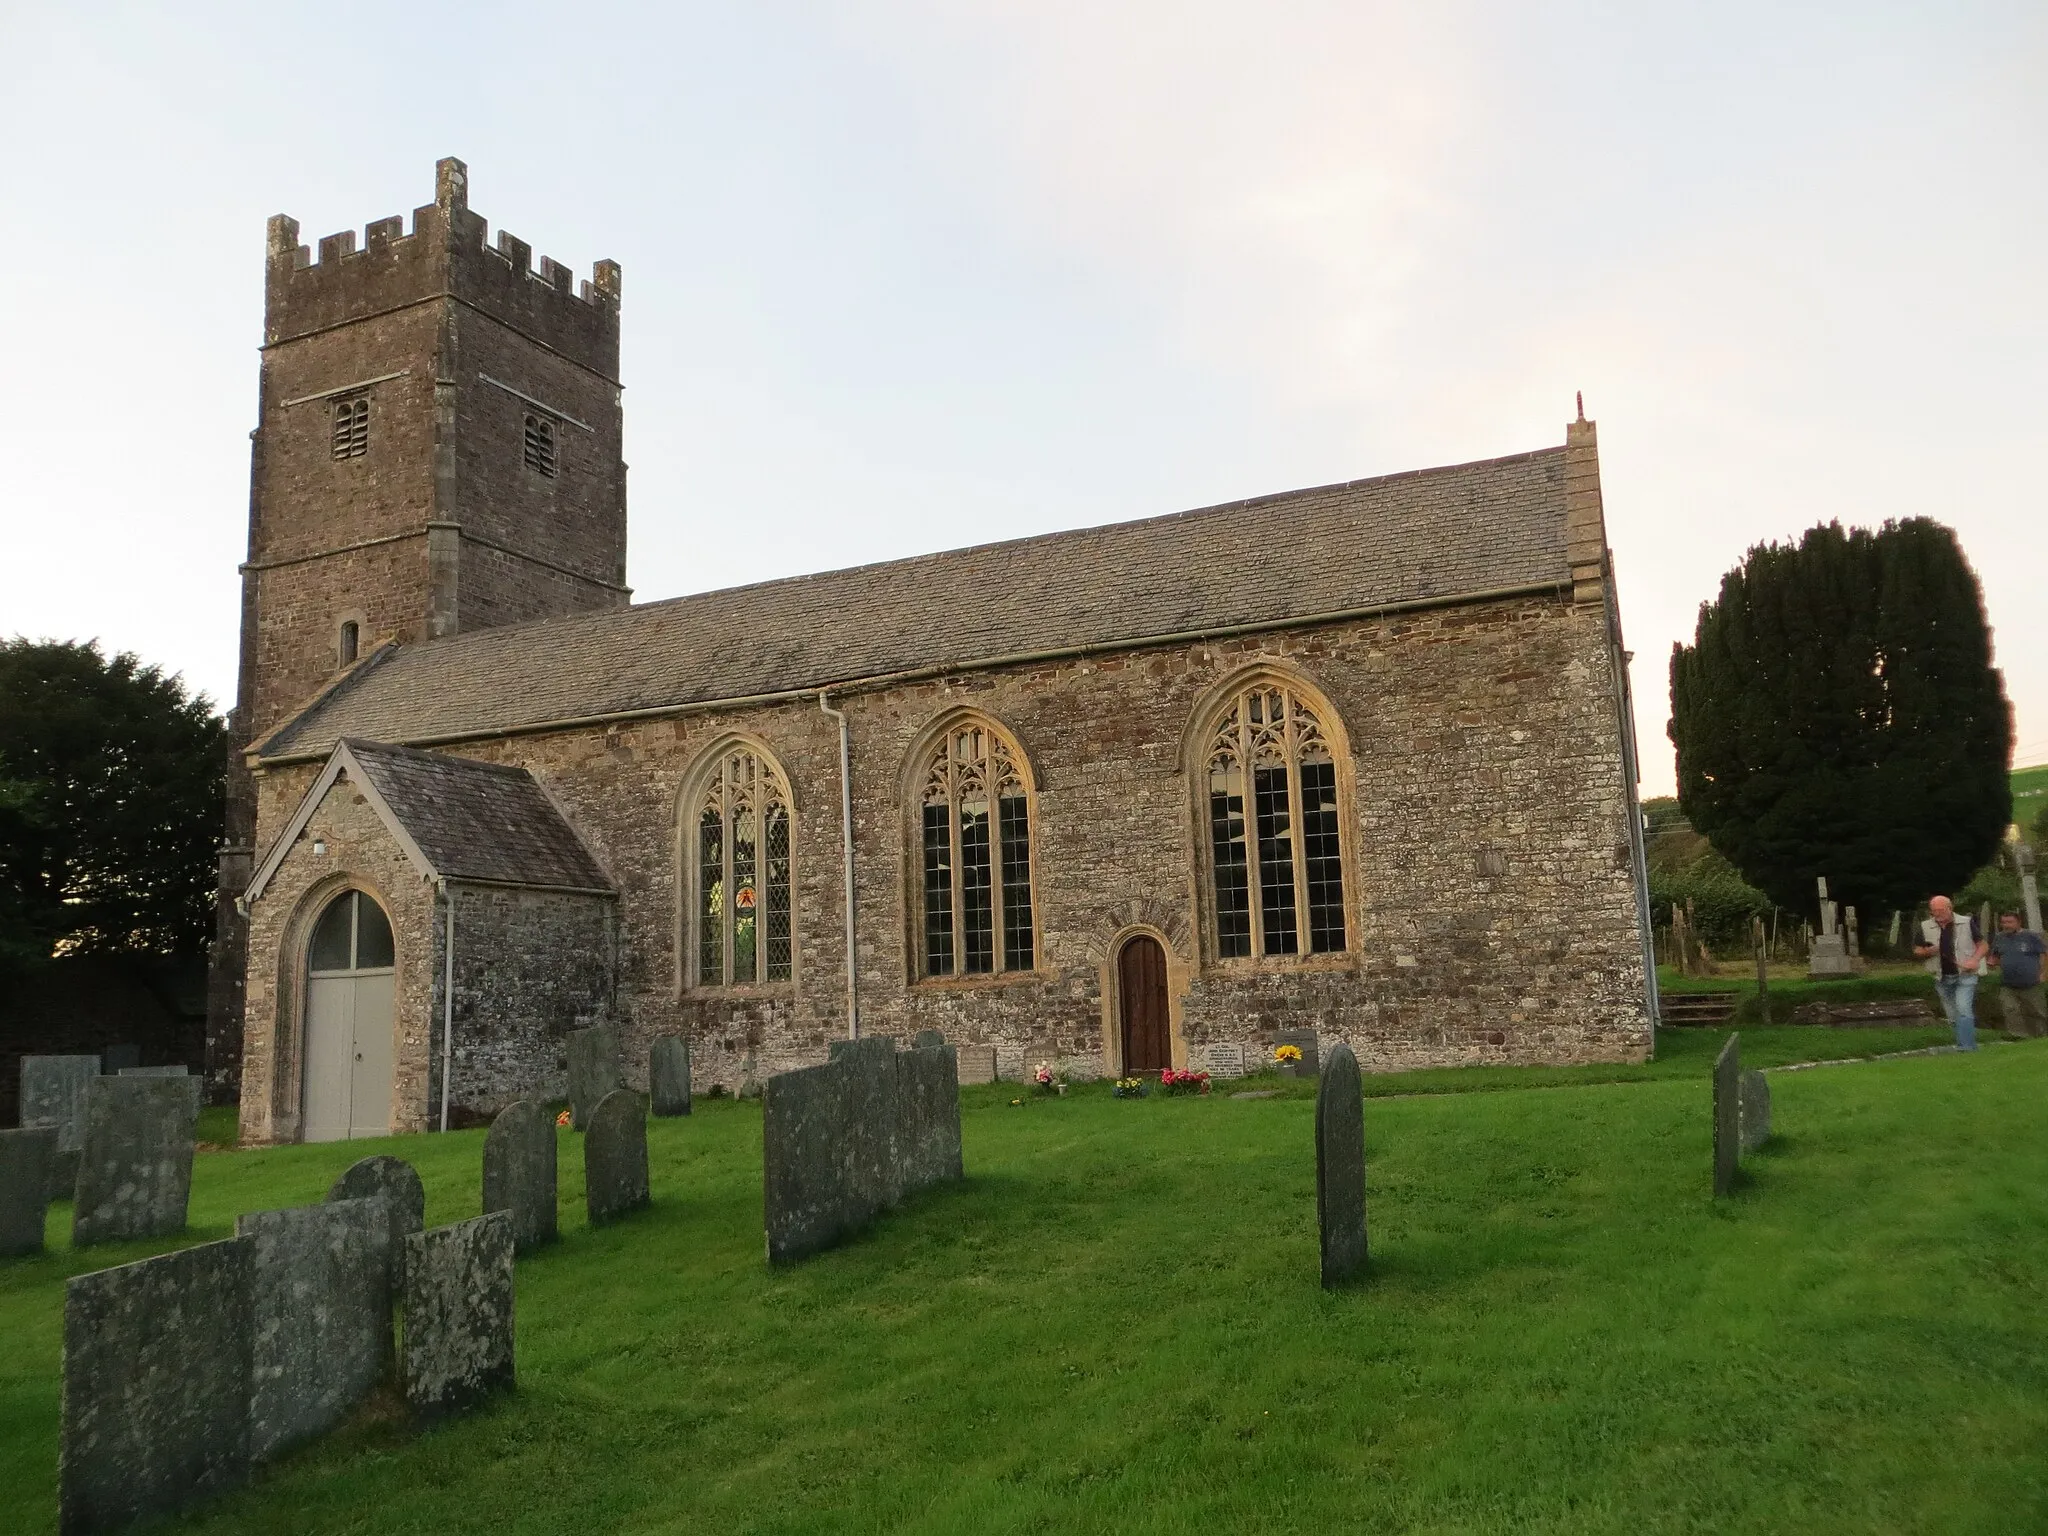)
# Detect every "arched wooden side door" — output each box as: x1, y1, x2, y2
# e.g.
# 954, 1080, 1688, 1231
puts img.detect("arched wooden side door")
1118, 935, 1172, 1072
303, 890, 396, 1141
